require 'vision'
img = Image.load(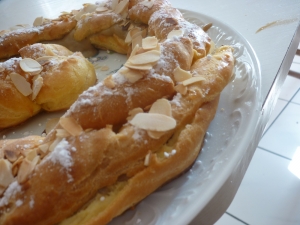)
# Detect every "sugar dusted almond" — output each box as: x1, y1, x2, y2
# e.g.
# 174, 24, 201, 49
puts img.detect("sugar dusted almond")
114, 0, 129, 14
32, 75, 43, 100
59, 117, 83, 136
119, 67, 144, 83
0, 159, 14, 188
19, 58, 42, 74
33, 16, 44, 26
173, 66, 192, 82
56, 128, 71, 138
174, 83, 188, 95
149, 99, 172, 117
128, 50, 160, 65
17, 158, 36, 184
10, 72, 32, 96
46, 118, 60, 134
142, 36, 158, 50
130, 113, 176, 132
182, 76, 206, 86
167, 29, 184, 39
127, 107, 143, 121
49, 138, 63, 152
